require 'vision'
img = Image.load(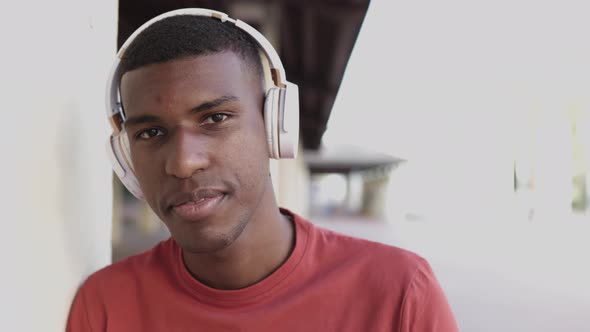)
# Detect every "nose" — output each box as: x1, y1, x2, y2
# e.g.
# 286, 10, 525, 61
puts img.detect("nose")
164, 129, 210, 179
